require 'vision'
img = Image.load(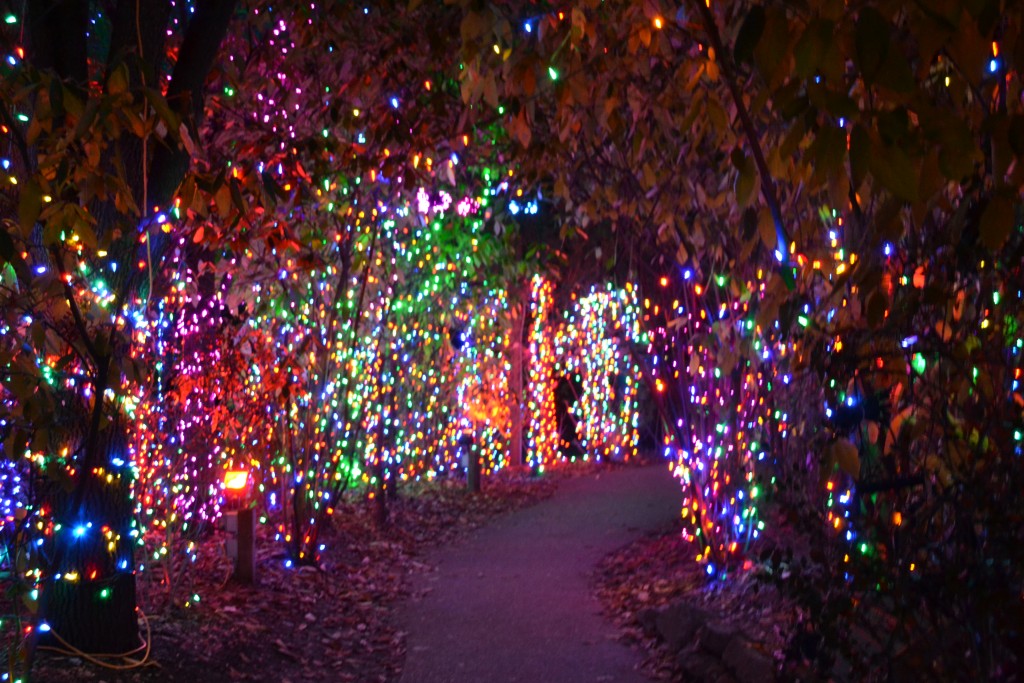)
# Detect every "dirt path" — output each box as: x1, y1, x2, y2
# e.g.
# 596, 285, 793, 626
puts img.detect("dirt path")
398, 462, 680, 683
